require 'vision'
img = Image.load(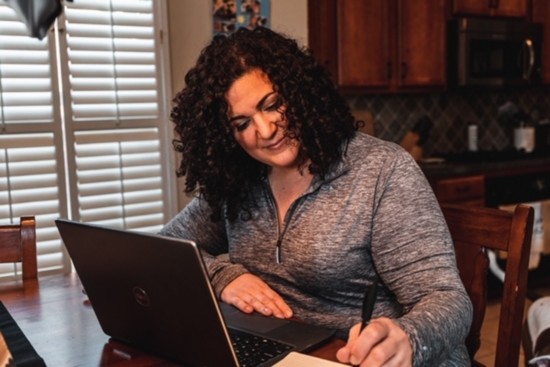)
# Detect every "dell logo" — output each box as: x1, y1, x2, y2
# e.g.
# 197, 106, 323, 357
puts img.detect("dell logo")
132, 286, 151, 307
